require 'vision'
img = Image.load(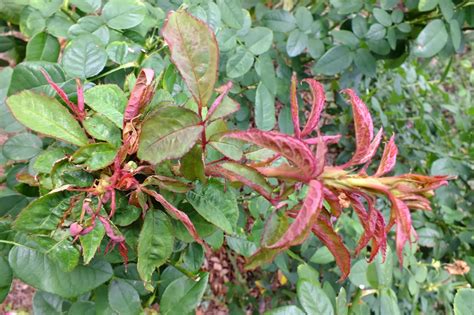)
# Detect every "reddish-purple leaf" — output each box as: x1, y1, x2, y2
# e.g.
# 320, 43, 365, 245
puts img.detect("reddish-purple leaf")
123, 68, 154, 123
340, 89, 374, 167
225, 129, 315, 176
206, 81, 233, 121
268, 180, 323, 249
392, 198, 413, 264
142, 187, 206, 247
313, 137, 327, 177
304, 134, 341, 145
76, 78, 85, 114
374, 135, 398, 177
301, 79, 326, 137
323, 188, 342, 217
311, 214, 351, 281
290, 73, 301, 138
